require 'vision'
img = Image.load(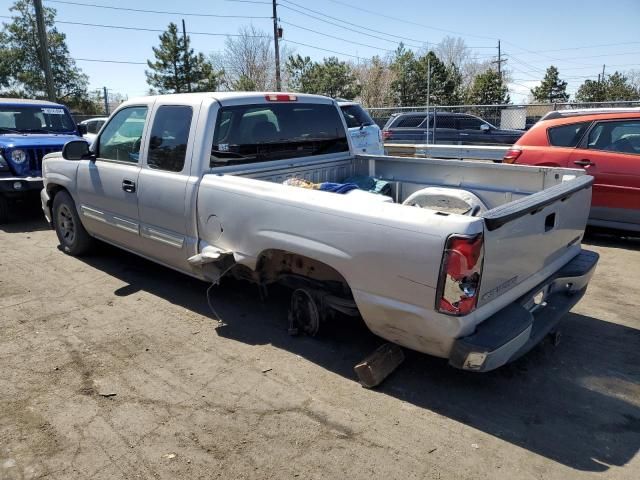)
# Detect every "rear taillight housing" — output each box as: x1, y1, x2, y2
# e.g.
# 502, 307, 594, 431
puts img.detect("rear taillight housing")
437, 234, 484, 316
503, 148, 522, 164
382, 130, 392, 140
